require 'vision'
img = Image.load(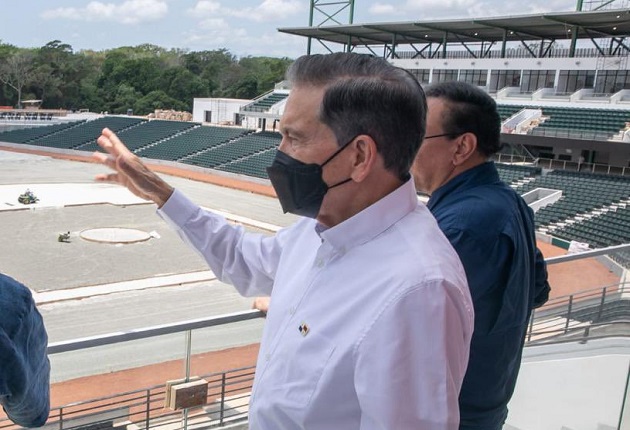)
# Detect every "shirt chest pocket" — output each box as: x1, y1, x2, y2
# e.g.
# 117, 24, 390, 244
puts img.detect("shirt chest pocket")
269, 330, 336, 407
